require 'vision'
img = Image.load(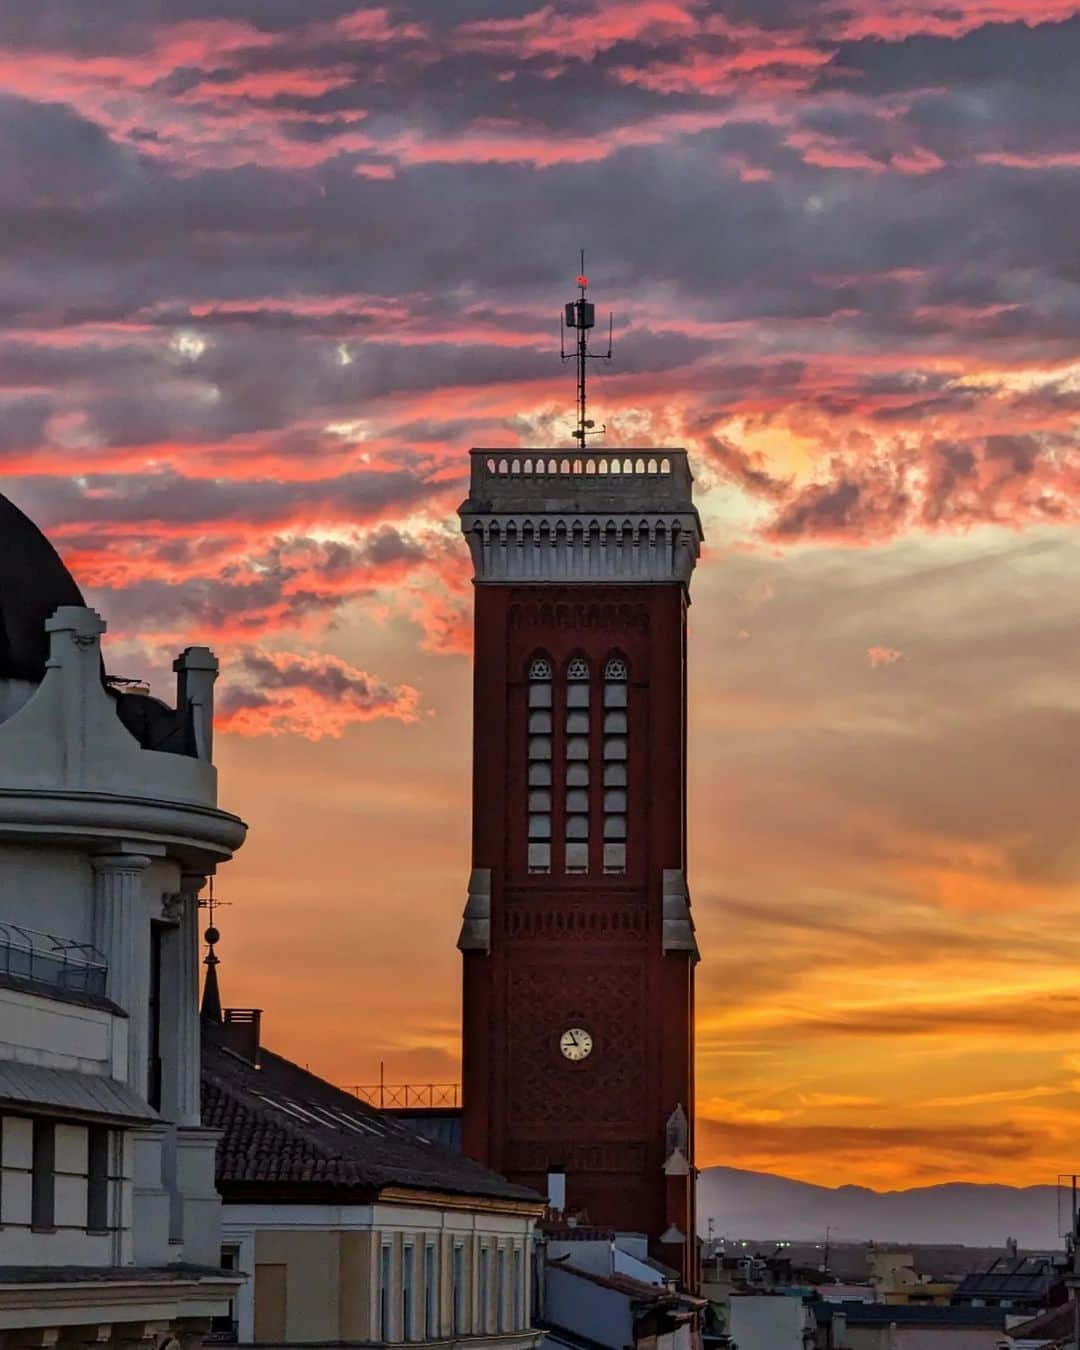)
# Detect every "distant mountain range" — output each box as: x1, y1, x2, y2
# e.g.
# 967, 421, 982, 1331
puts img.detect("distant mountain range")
698, 1166, 1066, 1249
